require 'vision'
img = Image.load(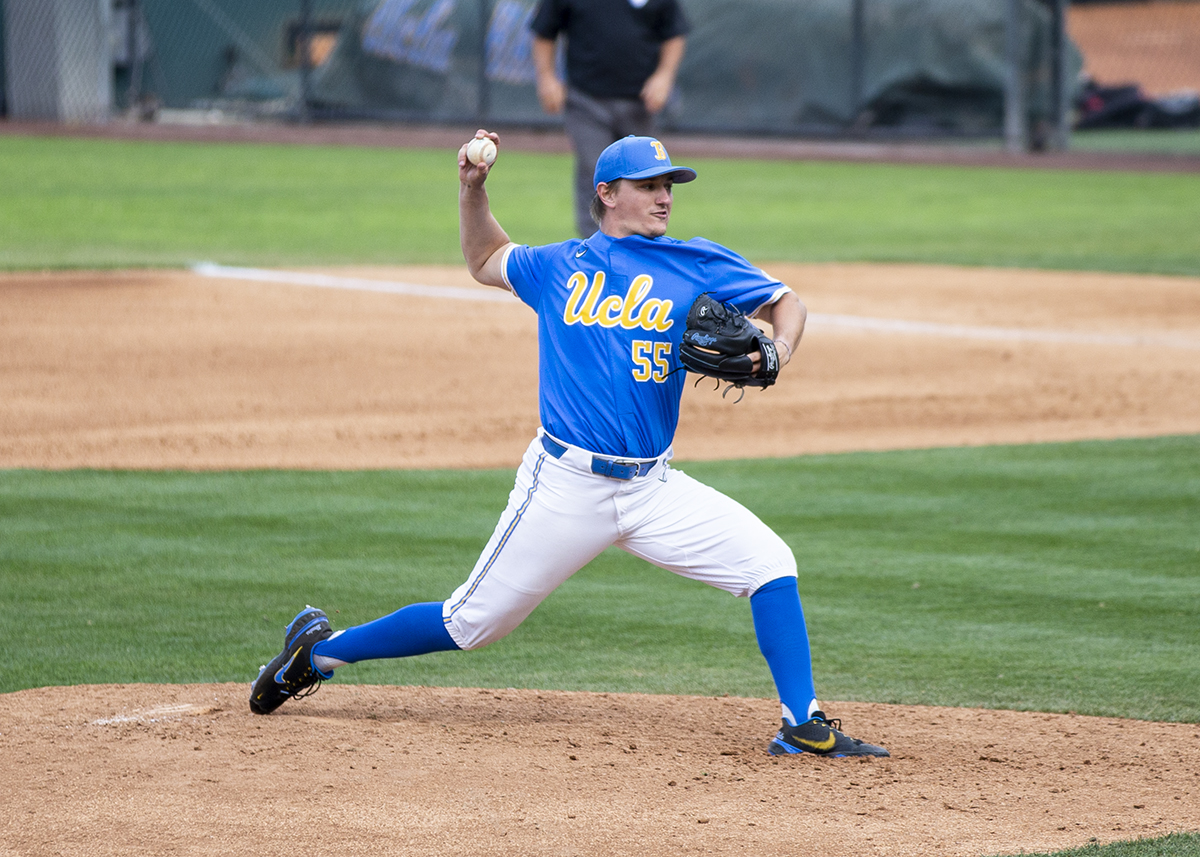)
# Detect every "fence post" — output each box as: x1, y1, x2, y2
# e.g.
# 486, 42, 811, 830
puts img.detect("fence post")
126, 0, 141, 111
1048, 0, 1069, 150
297, 0, 313, 123
477, 0, 492, 124
850, 0, 866, 125
1003, 0, 1026, 152
3, 0, 113, 121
